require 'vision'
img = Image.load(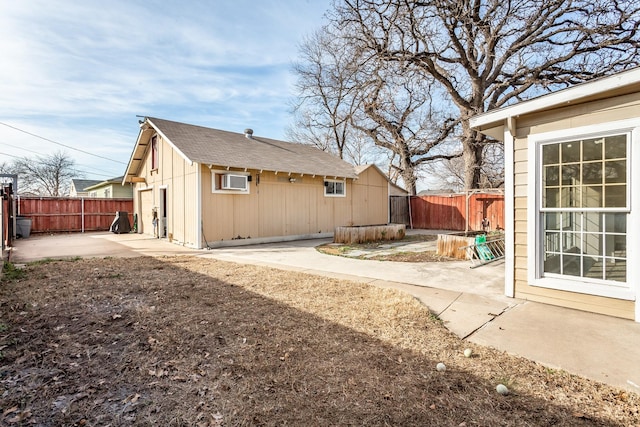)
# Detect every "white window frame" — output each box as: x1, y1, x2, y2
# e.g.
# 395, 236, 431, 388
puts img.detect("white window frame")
211, 170, 251, 195
527, 118, 638, 301
324, 179, 346, 197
